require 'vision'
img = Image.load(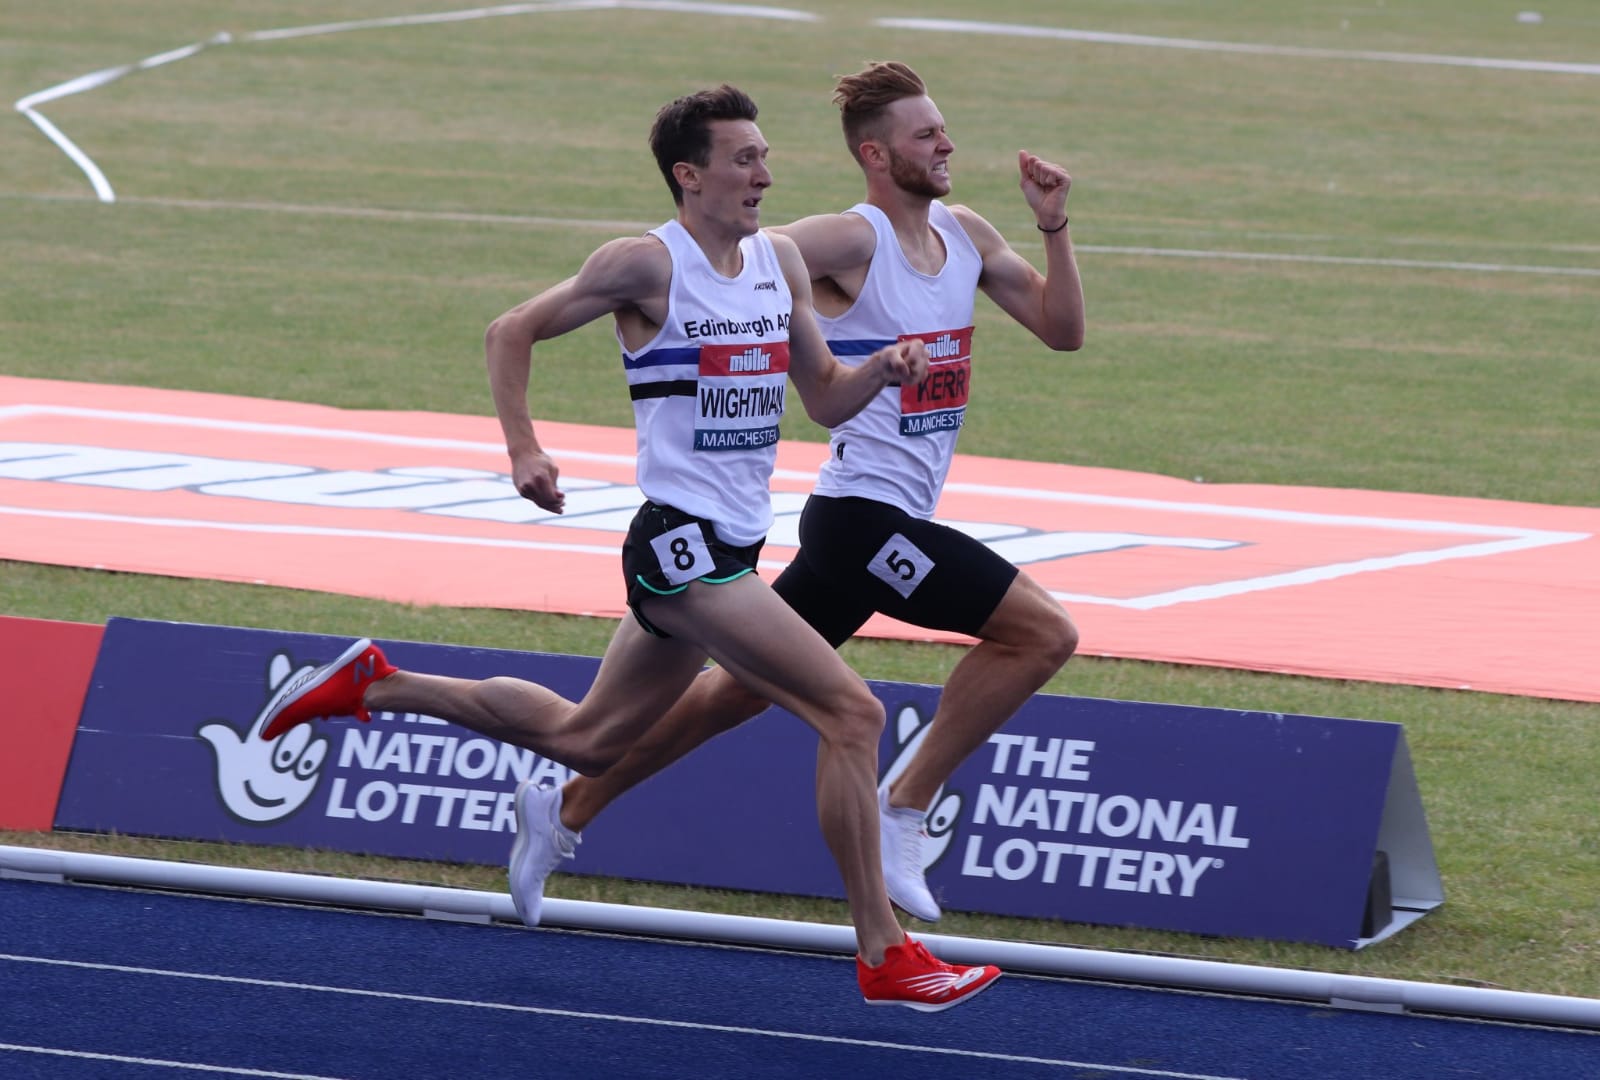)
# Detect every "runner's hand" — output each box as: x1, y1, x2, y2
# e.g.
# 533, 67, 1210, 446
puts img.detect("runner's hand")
1019, 150, 1071, 230
513, 449, 565, 513
873, 338, 929, 387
